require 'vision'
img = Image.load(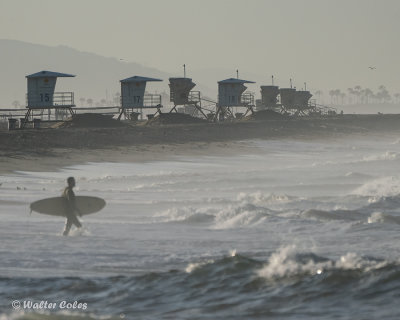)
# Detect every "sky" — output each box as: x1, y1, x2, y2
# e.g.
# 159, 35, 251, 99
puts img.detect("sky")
1, 0, 400, 95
